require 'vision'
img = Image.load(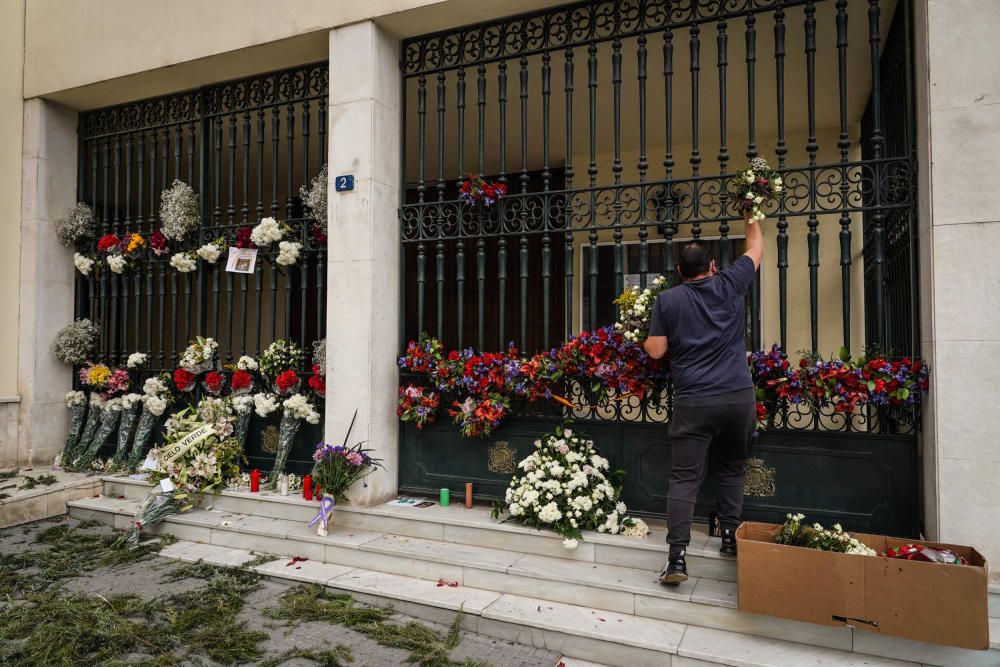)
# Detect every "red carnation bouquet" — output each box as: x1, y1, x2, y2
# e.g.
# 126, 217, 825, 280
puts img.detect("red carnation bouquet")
308, 364, 326, 398
235, 226, 256, 249
202, 370, 225, 395
230, 369, 254, 395
97, 234, 121, 253
173, 368, 197, 392
275, 369, 301, 396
